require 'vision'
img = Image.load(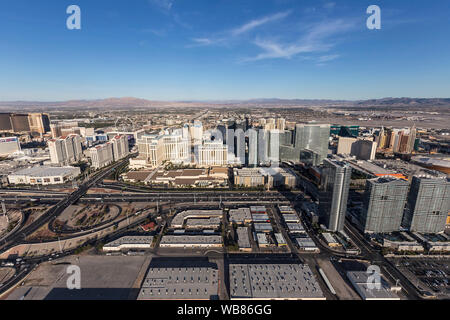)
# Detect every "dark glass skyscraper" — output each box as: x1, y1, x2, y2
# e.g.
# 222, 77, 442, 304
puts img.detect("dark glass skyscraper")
360, 177, 409, 233
319, 159, 352, 232
403, 176, 450, 234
